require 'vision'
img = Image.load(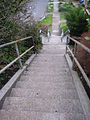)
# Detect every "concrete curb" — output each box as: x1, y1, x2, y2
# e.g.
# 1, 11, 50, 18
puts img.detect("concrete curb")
65, 54, 90, 120
0, 54, 36, 109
